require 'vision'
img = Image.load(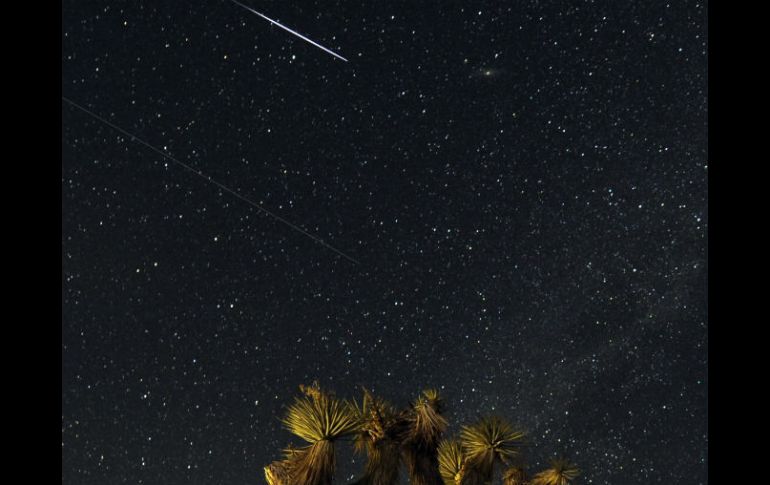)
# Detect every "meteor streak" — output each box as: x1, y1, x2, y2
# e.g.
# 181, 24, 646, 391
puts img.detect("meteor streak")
62, 96, 359, 264
229, 0, 349, 62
